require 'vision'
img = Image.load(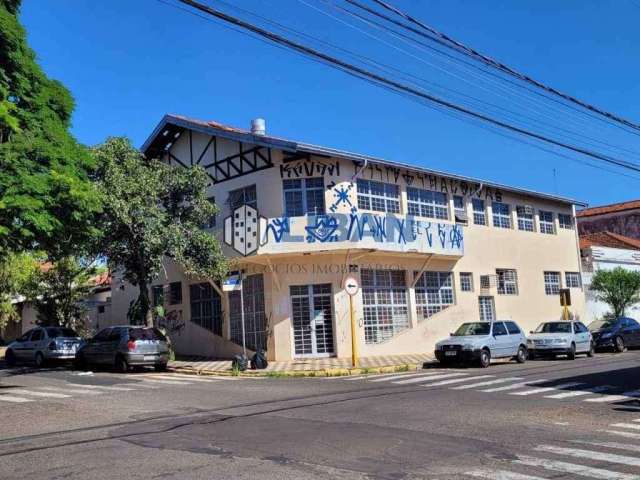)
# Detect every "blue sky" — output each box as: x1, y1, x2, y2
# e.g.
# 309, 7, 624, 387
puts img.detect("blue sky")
21, 0, 640, 206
